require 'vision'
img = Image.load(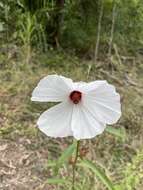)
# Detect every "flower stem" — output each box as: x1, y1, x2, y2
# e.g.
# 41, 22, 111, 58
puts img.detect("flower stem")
72, 140, 80, 190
